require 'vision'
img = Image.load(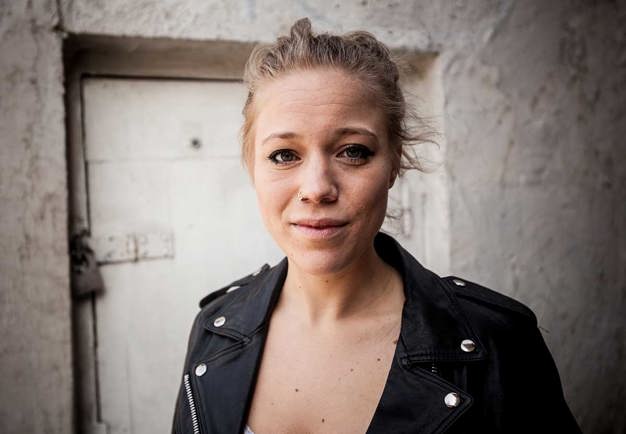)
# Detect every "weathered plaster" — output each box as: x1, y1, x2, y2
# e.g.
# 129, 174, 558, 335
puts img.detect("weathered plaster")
444, 2, 626, 430
0, 1, 71, 433
1, 0, 623, 432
